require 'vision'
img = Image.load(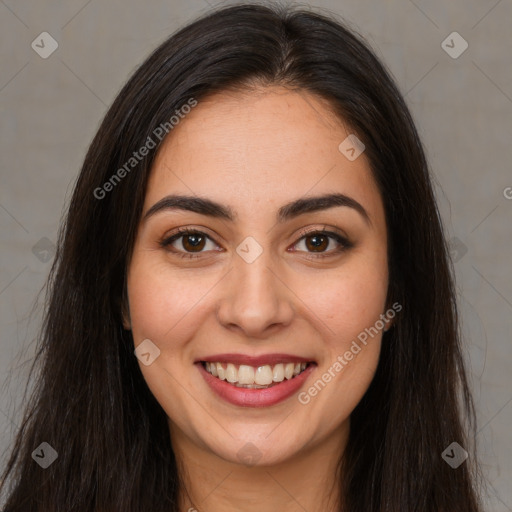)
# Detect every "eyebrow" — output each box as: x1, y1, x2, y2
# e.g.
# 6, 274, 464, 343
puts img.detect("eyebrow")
143, 193, 371, 226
